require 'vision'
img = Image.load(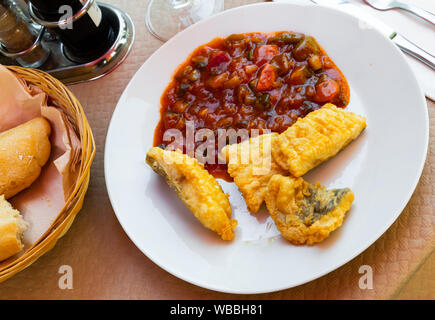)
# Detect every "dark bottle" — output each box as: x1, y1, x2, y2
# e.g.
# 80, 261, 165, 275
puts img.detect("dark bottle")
28, 0, 115, 63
